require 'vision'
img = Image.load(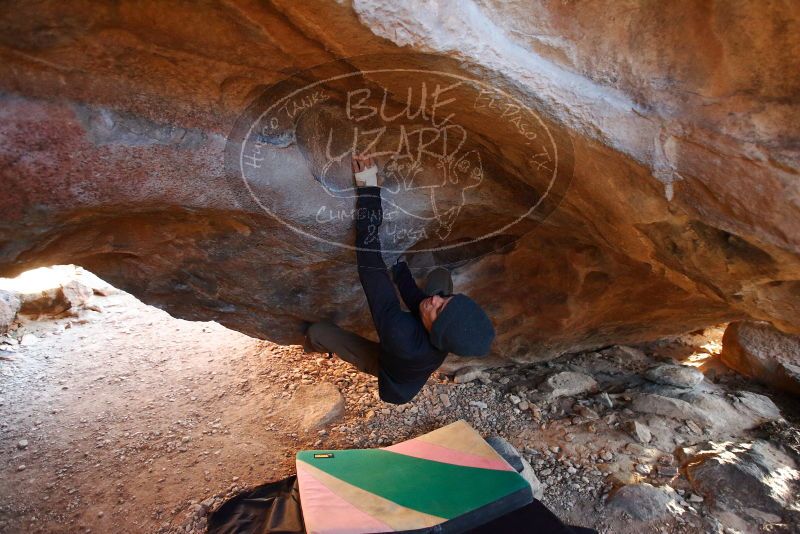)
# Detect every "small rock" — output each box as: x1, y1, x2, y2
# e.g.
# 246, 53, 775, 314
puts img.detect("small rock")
658, 455, 674, 466
539, 372, 597, 399
288, 382, 345, 431
486, 436, 544, 500
519, 458, 544, 500
20, 334, 38, 346
635, 463, 652, 475
645, 364, 704, 389
469, 400, 488, 409
616, 345, 649, 360
17, 439, 28, 449
625, 420, 652, 444
17, 465, 26, 471
685, 420, 702, 434
454, 367, 486, 384
657, 465, 678, 477
598, 392, 614, 409
688, 493, 704, 503
486, 436, 524, 471
518, 401, 529, 411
